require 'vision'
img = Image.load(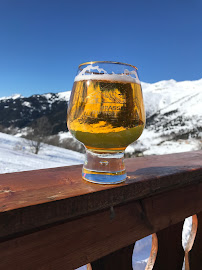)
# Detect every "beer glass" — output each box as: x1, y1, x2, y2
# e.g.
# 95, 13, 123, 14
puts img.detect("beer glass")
67, 61, 145, 184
